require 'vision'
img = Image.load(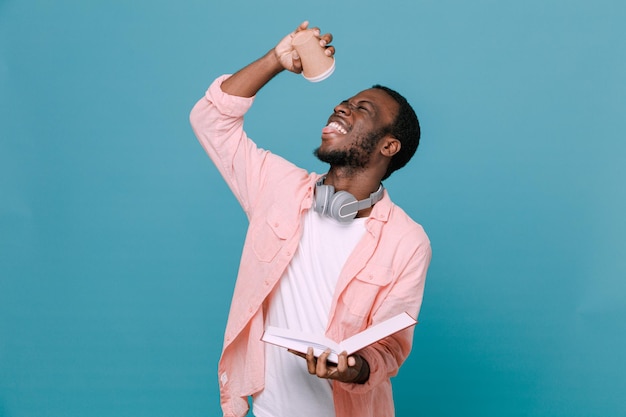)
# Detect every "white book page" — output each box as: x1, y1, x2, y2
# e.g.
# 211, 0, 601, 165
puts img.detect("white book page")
262, 326, 342, 360
340, 312, 417, 354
